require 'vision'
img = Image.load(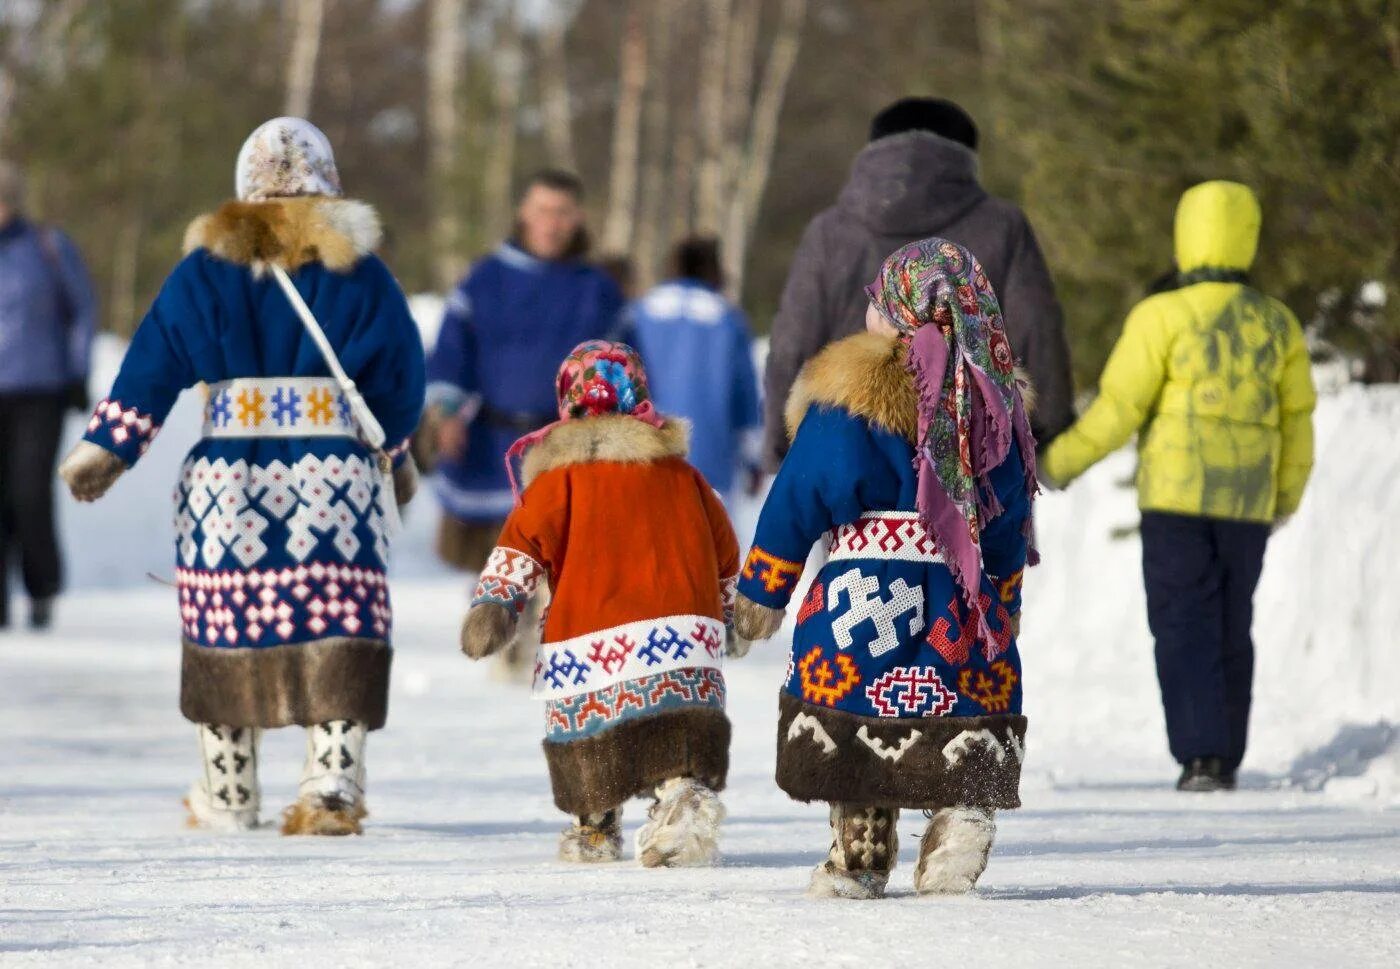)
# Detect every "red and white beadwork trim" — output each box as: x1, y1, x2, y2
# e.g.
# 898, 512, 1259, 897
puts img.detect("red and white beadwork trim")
532, 614, 726, 701
87, 398, 160, 453
177, 562, 390, 645
825, 511, 943, 564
